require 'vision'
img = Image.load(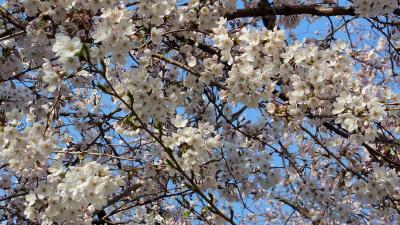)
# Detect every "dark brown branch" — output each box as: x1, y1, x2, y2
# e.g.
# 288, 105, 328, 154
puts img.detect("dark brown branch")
92, 183, 142, 217
0, 191, 29, 202
323, 122, 400, 170
274, 196, 320, 224
225, 5, 400, 20
0, 7, 27, 30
